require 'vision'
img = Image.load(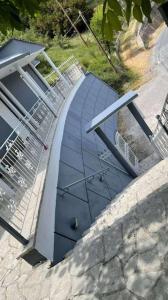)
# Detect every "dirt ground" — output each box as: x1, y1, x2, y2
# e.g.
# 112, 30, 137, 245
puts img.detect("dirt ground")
120, 22, 165, 91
